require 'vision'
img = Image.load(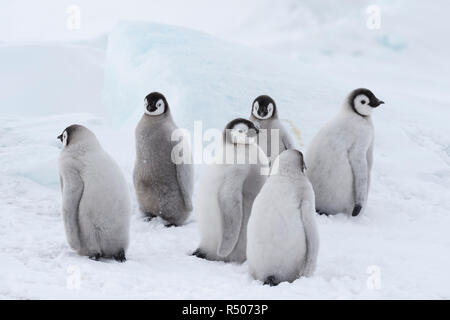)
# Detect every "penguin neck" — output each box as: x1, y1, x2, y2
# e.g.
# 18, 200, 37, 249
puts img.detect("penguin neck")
64, 139, 102, 157
142, 110, 174, 125
341, 103, 372, 123
250, 111, 279, 125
